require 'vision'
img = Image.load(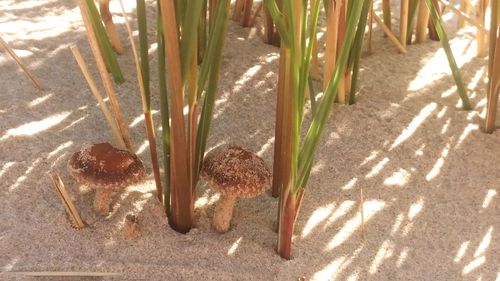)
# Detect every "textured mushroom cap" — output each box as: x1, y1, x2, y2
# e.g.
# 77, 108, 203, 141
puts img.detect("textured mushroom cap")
68, 143, 145, 190
201, 145, 272, 198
